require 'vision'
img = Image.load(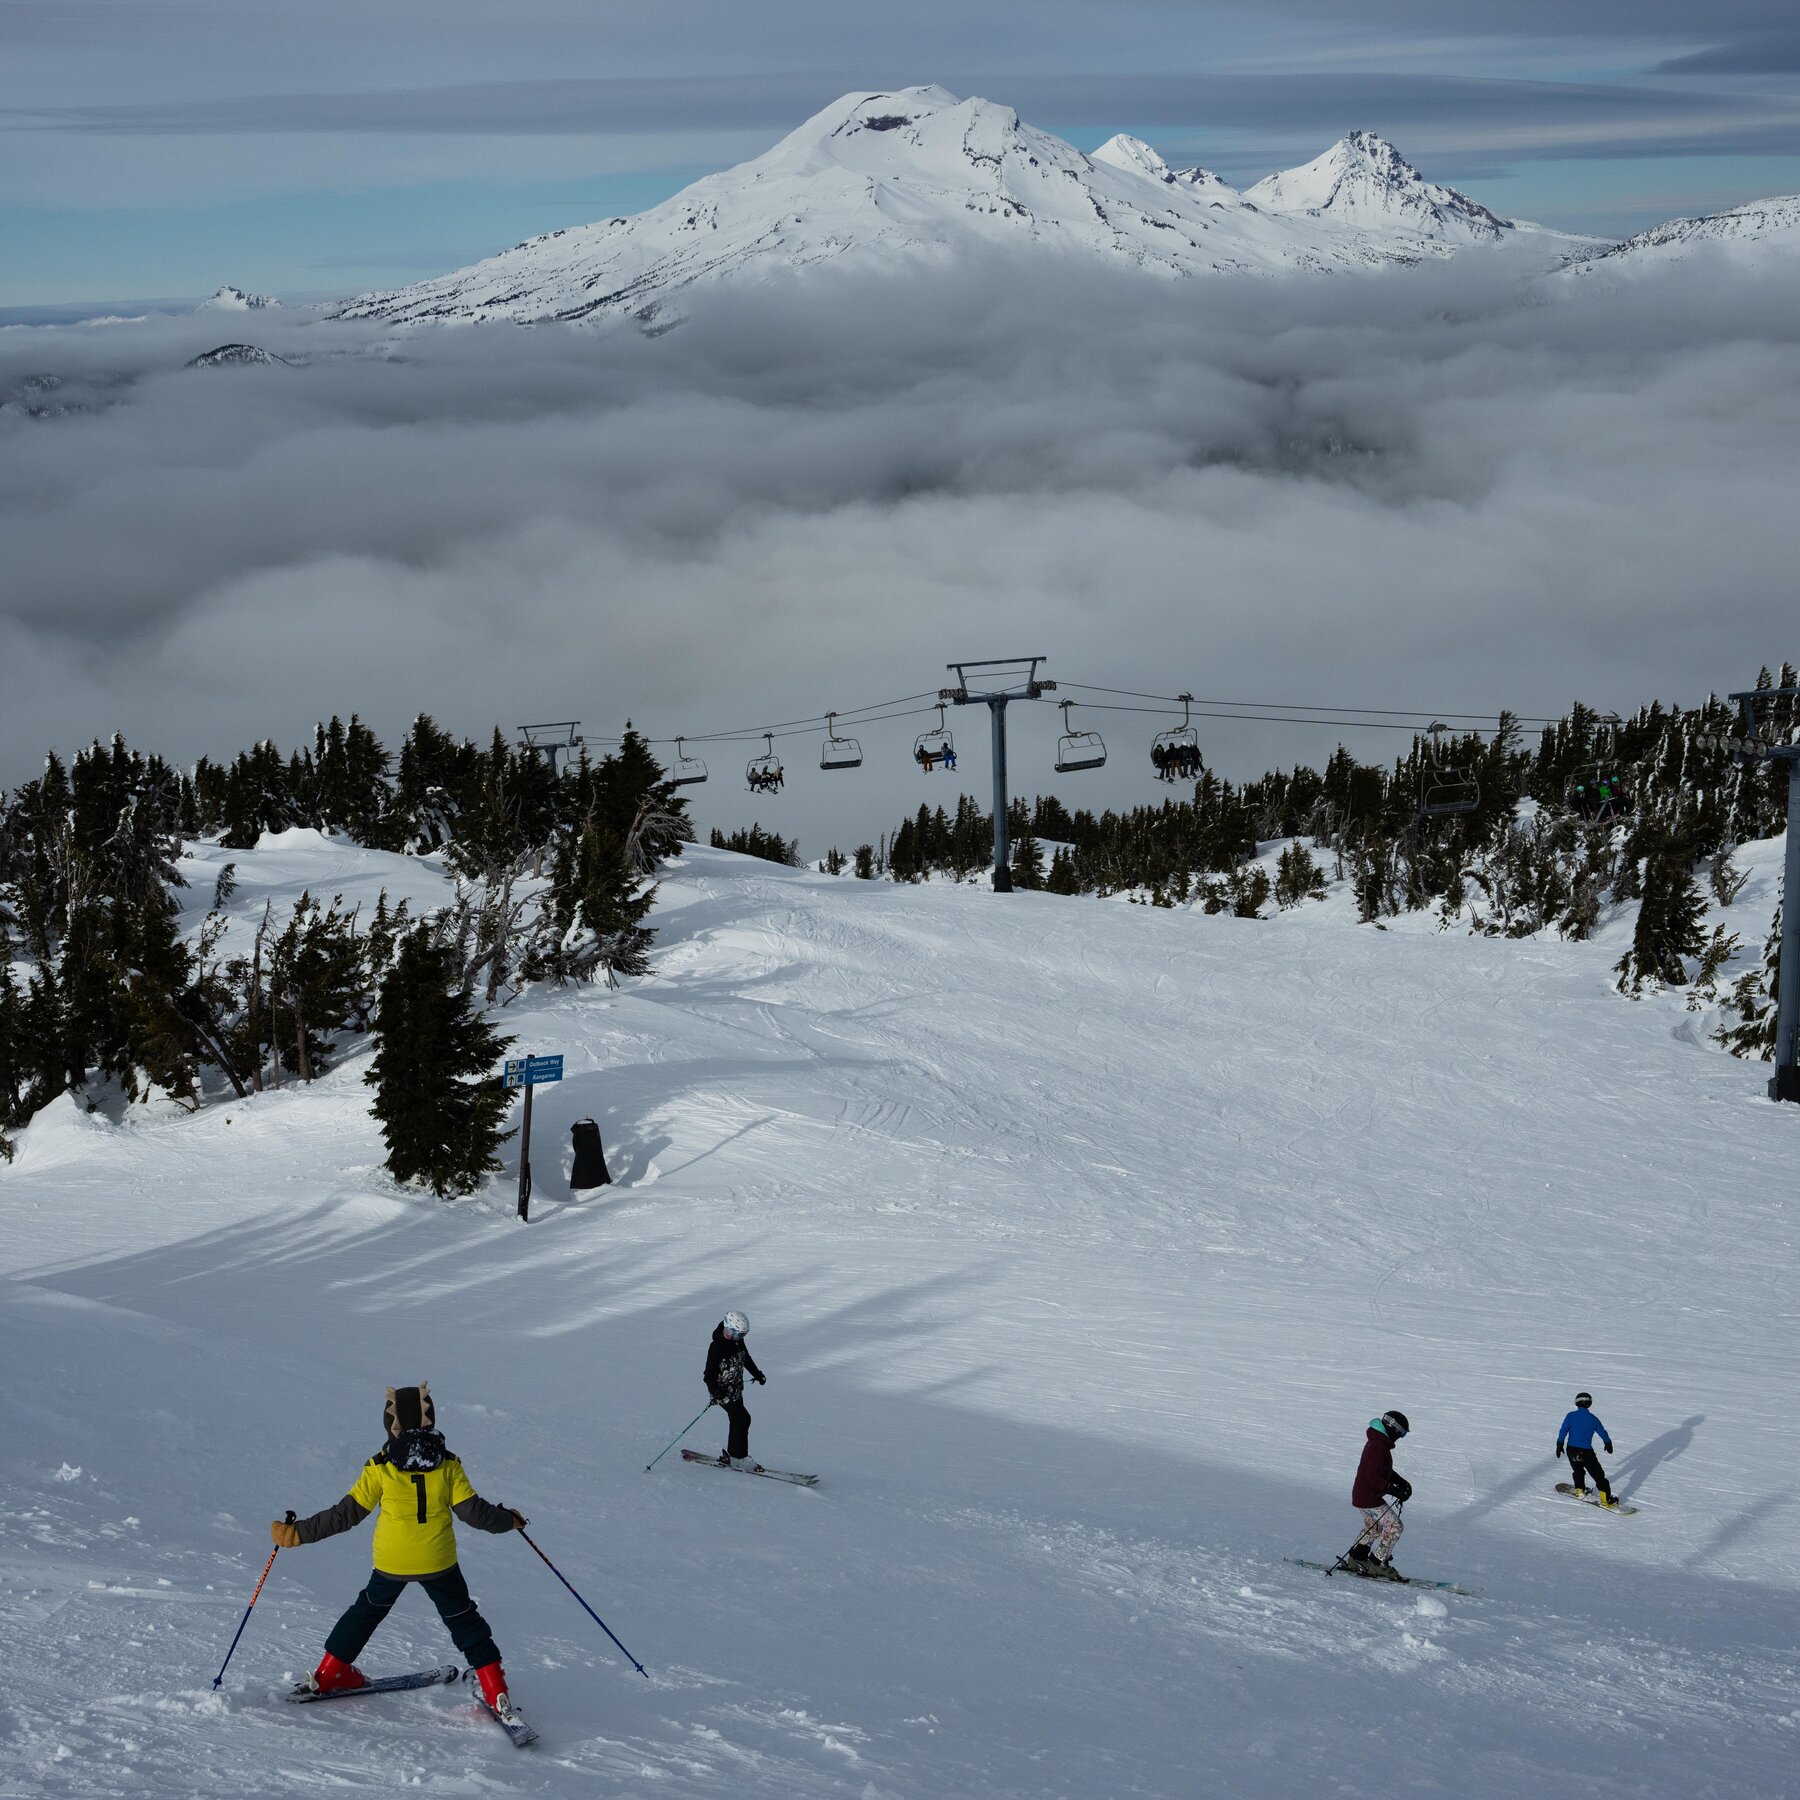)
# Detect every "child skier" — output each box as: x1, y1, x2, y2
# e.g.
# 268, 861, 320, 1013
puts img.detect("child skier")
705, 1310, 766, 1472
269, 1383, 527, 1724
1556, 1391, 1618, 1507
1347, 1409, 1413, 1579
